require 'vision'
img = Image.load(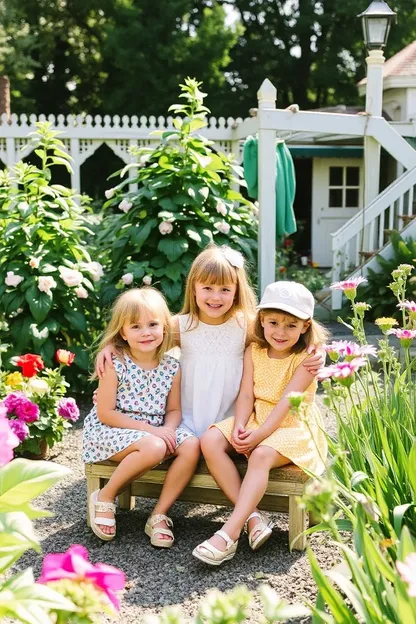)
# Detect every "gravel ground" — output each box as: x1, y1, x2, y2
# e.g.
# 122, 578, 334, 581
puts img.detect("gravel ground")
13, 396, 339, 623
